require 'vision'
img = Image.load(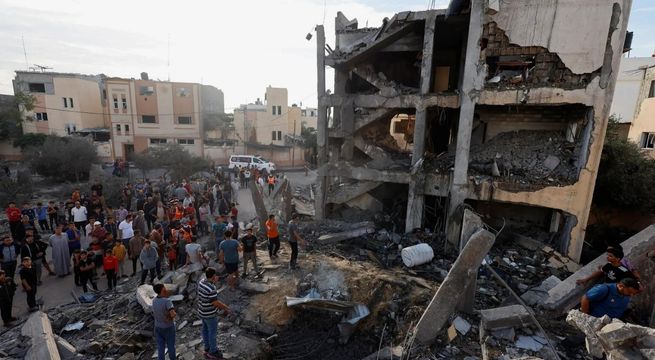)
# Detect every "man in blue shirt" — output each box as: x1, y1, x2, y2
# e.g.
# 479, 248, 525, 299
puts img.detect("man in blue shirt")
580, 278, 640, 319
218, 231, 240, 290
212, 216, 227, 255
152, 283, 176, 360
